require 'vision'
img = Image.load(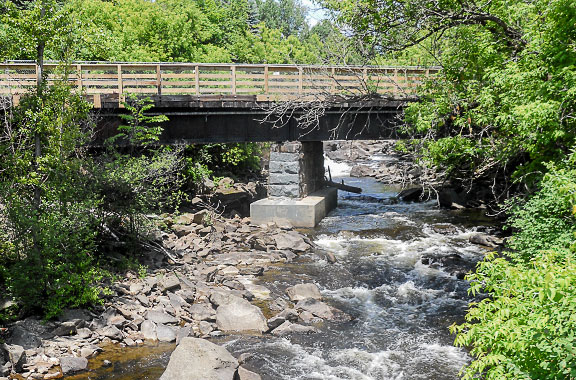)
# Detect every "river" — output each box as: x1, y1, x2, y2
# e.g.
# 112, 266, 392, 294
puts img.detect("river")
69, 164, 493, 380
